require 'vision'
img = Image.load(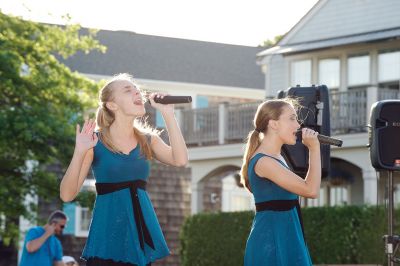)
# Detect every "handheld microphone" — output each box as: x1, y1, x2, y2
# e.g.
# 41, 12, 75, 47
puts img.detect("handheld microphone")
296, 129, 343, 147
317, 134, 343, 147
152, 96, 192, 105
